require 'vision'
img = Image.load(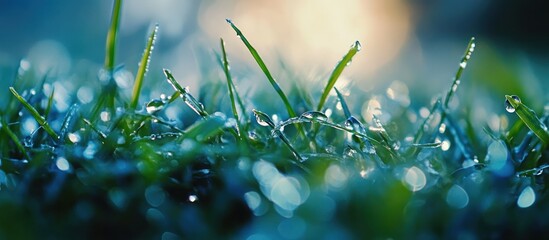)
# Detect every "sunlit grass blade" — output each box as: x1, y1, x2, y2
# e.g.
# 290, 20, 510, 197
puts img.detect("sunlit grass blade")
443, 37, 475, 109
219, 38, 244, 136
9, 87, 59, 140
0, 117, 30, 160
317, 41, 361, 111
225, 19, 297, 119
130, 24, 158, 110
334, 87, 352, 118
104, 0, 122, 71
163, 69, 208, 118
505, 95, 549, 145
